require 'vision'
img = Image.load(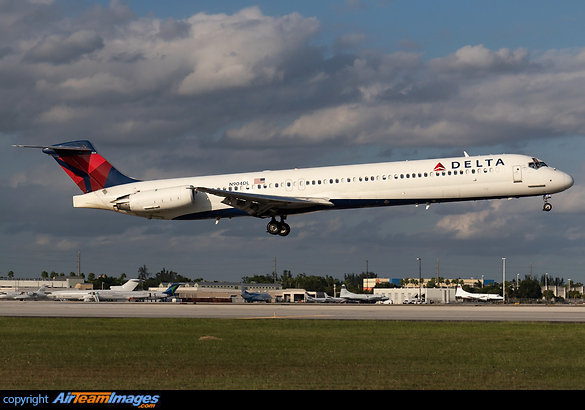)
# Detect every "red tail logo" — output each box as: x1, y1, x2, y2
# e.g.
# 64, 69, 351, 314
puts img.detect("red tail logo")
434, 162, 445, 171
